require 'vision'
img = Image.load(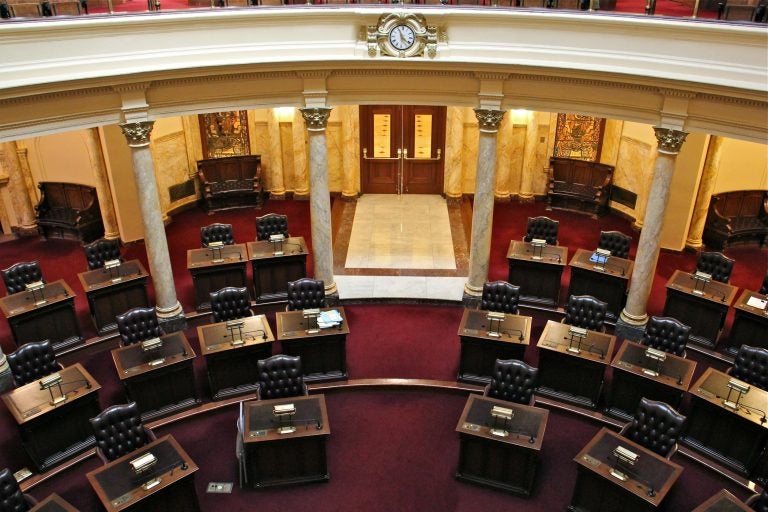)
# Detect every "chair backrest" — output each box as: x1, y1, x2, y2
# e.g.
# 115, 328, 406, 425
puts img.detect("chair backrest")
0, 467, 29, 512
642, 316, 690, 357
7, 340, 60, 387
256, 354, 307, 400
480, 281, 520, 314
2, 261, 44, 295
524, 216, 559, 246
759, 273, 768, 295
210, 286, 253, 323
10, 2, 42, 17
696, 251, 734, 283
519, 0, 547, 6
597, 230, 632, 259
255, 213, 289, 241
200, 223, 235, 247
719, 2, 757, 20
286, 278, 327, 311
552, 0, 581, 8
731, 344, 768, 392
116, 307, 161, 346
90, 402, 154, 462
564, 295, 607, 331
84, 238, 122, 270
485, 359, 538, 405
746, 489, 768, 512
620, 398, 686, 458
